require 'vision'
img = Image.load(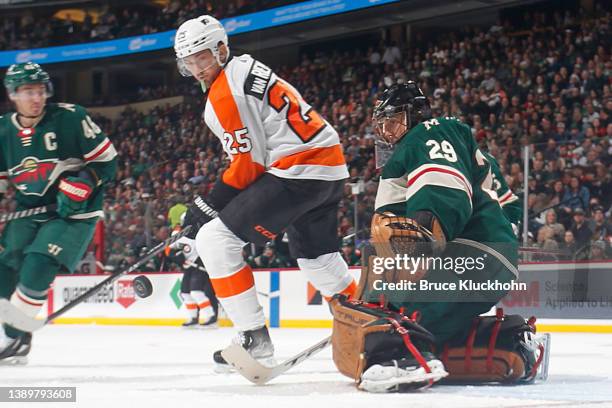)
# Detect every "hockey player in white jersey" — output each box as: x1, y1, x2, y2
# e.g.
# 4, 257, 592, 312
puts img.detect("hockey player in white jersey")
169, 228, 218, 327
174, 15, 356, 369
